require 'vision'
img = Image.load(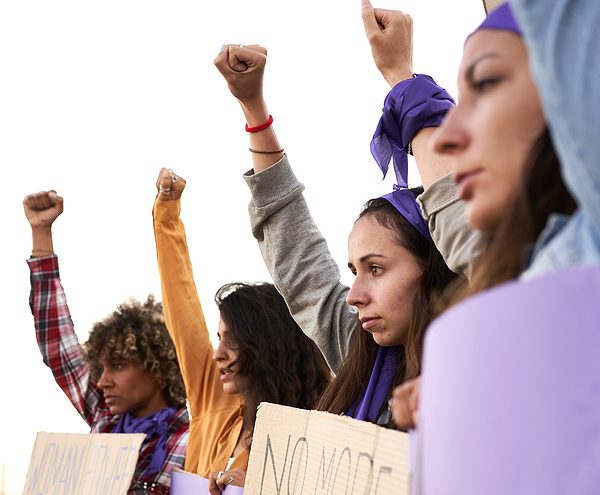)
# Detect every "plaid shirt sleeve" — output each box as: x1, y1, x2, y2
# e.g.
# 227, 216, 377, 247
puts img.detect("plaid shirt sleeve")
27, 255, 106, 426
